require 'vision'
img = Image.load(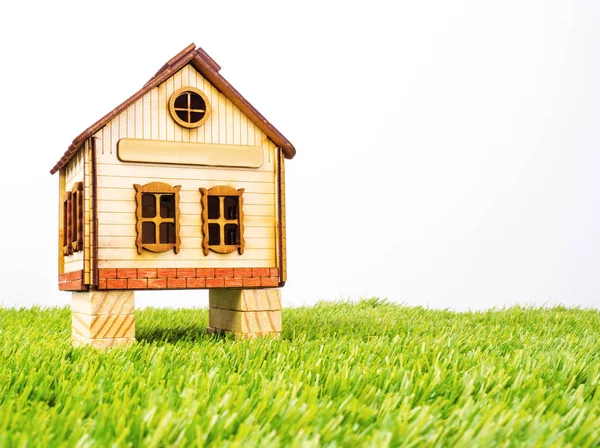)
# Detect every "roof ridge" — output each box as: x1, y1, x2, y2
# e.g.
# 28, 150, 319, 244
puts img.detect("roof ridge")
145, 42, 197, 86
